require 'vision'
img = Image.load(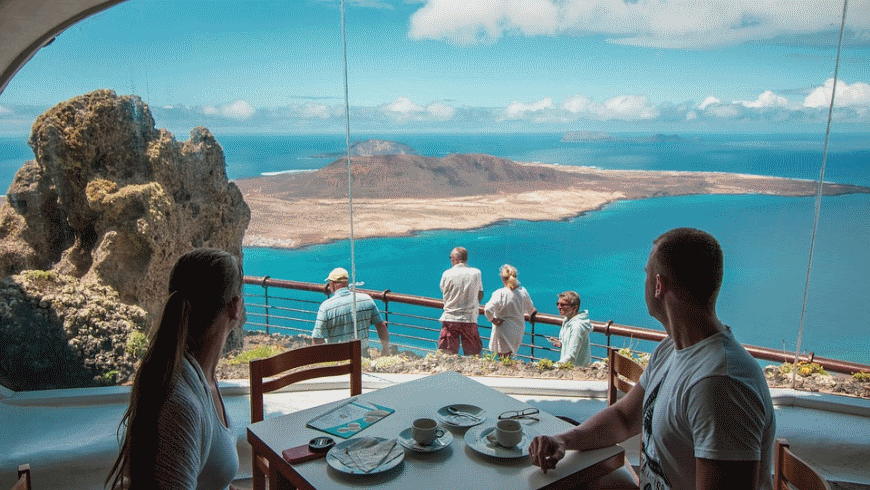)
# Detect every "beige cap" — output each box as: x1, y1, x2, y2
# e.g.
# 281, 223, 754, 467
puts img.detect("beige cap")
325, 267, 349, 283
